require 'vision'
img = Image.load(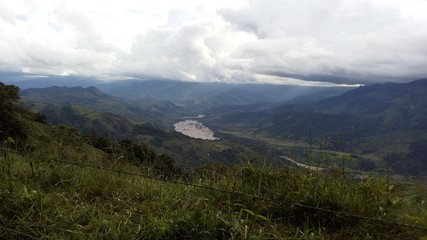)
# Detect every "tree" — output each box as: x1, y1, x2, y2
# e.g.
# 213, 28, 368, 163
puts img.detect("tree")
0, 82, 20, 108
0, 82, 24, 142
